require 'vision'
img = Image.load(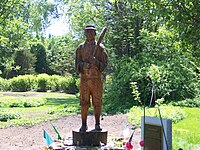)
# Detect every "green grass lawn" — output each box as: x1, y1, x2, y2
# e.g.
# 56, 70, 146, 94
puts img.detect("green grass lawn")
128, 106, 200, 150
0, 92, 199, 149
172, 107, 200, 150
0, 92, 80, 128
